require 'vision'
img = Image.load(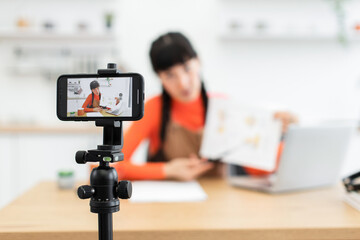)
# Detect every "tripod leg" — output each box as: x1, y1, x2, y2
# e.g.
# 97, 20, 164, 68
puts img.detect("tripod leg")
98, 213, 113, 240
